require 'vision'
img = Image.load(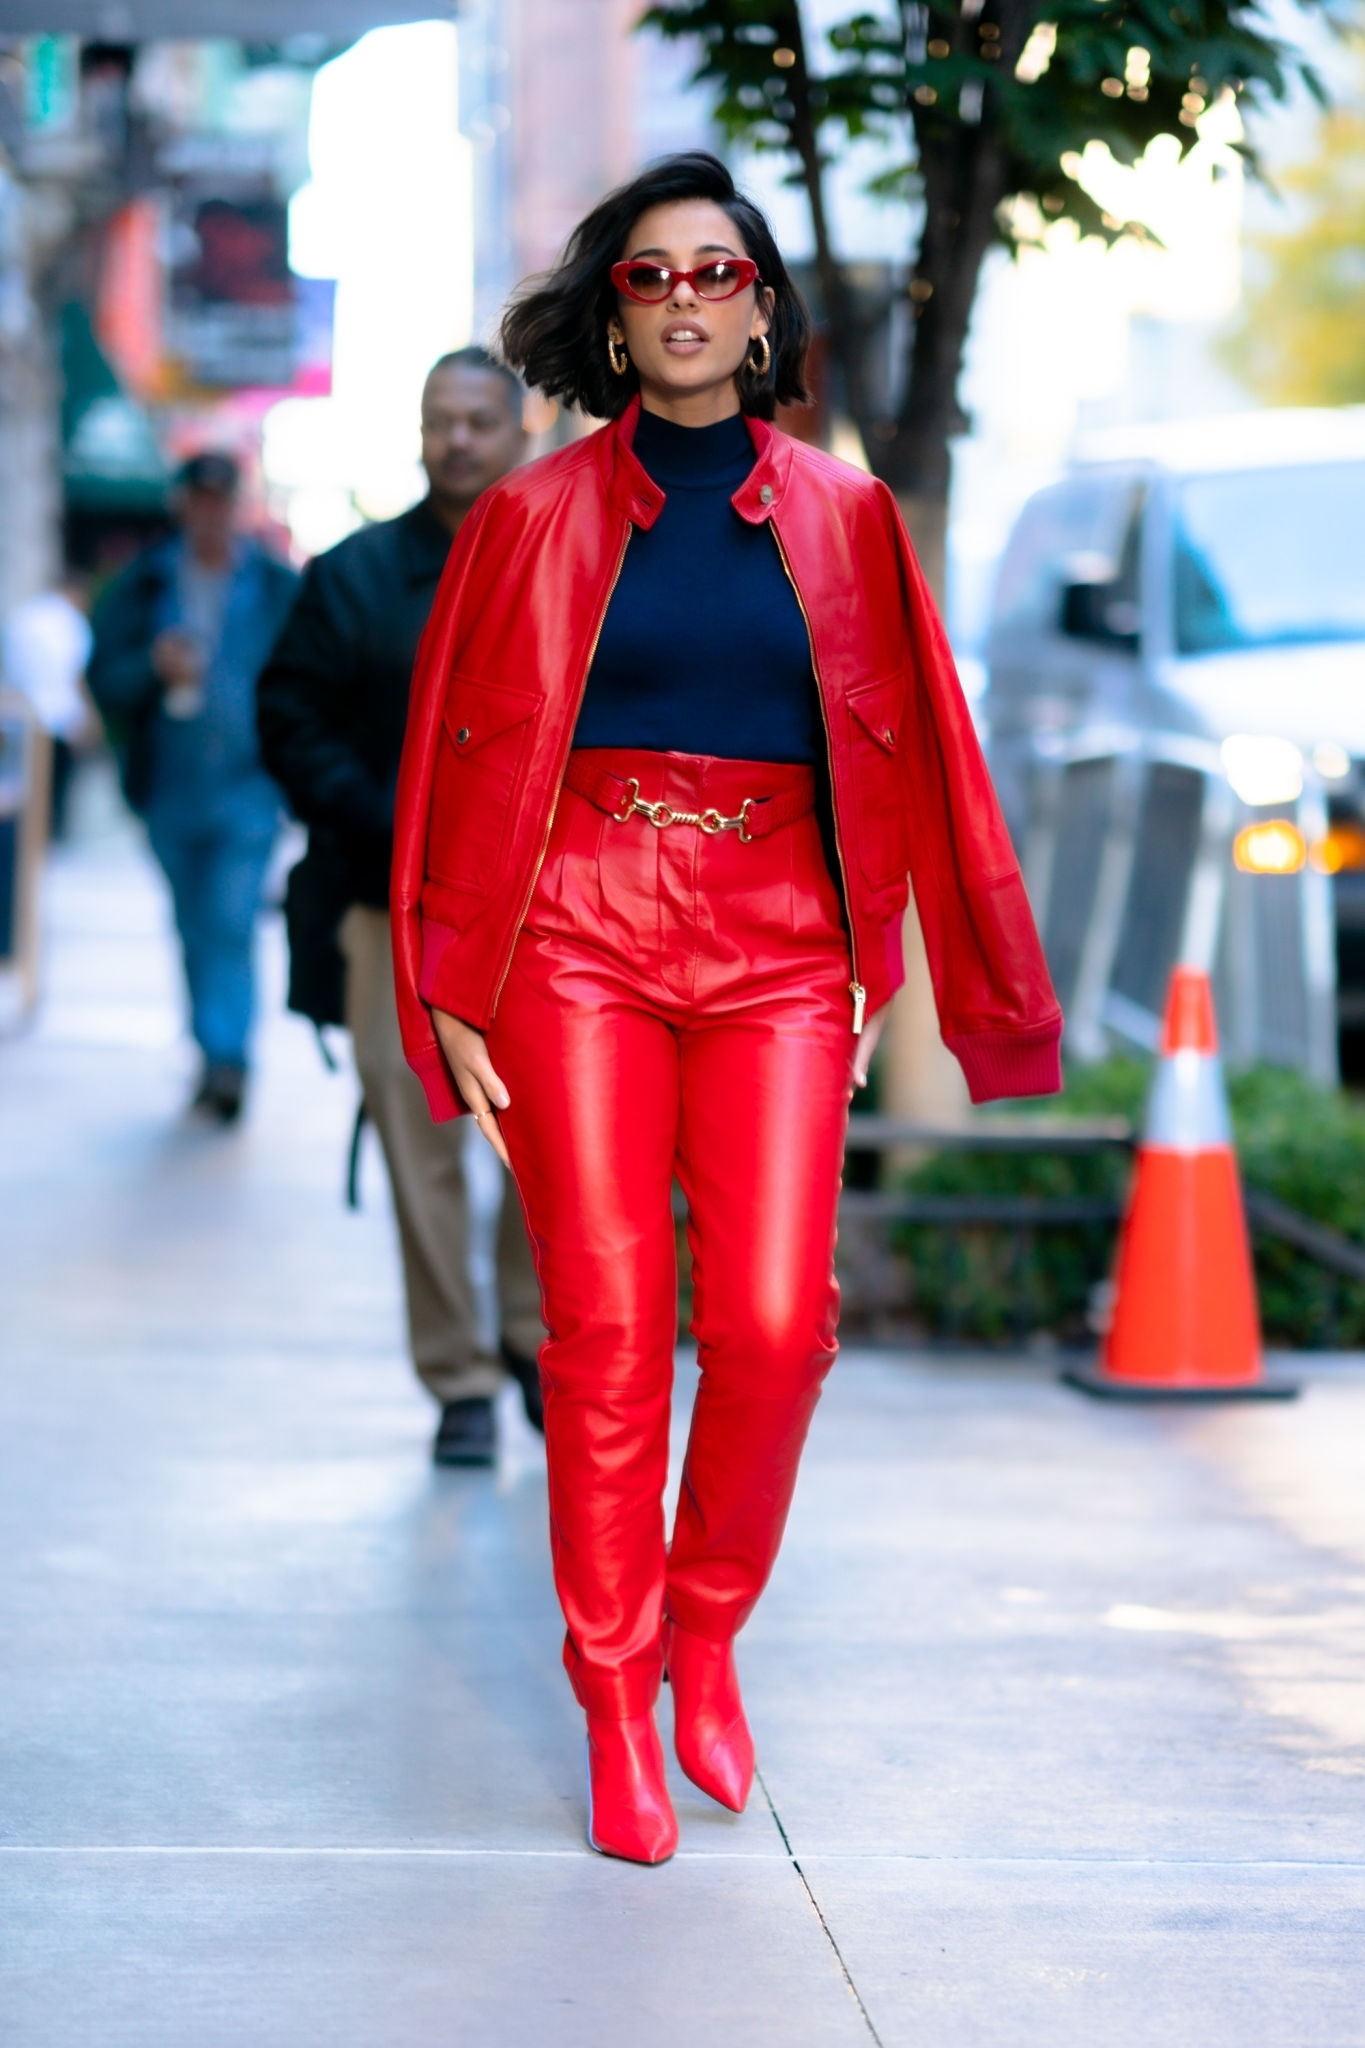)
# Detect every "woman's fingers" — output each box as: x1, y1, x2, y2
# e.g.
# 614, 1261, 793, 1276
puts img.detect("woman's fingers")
468, 1103, 512, 1168
457, 1049, 511, 1146
431, 1008, 512, 1164
451, 1065, 513, 1167
450, 1064, 512, 1167
467, 1050, 510, 1112
431, 1008, 509, 1106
